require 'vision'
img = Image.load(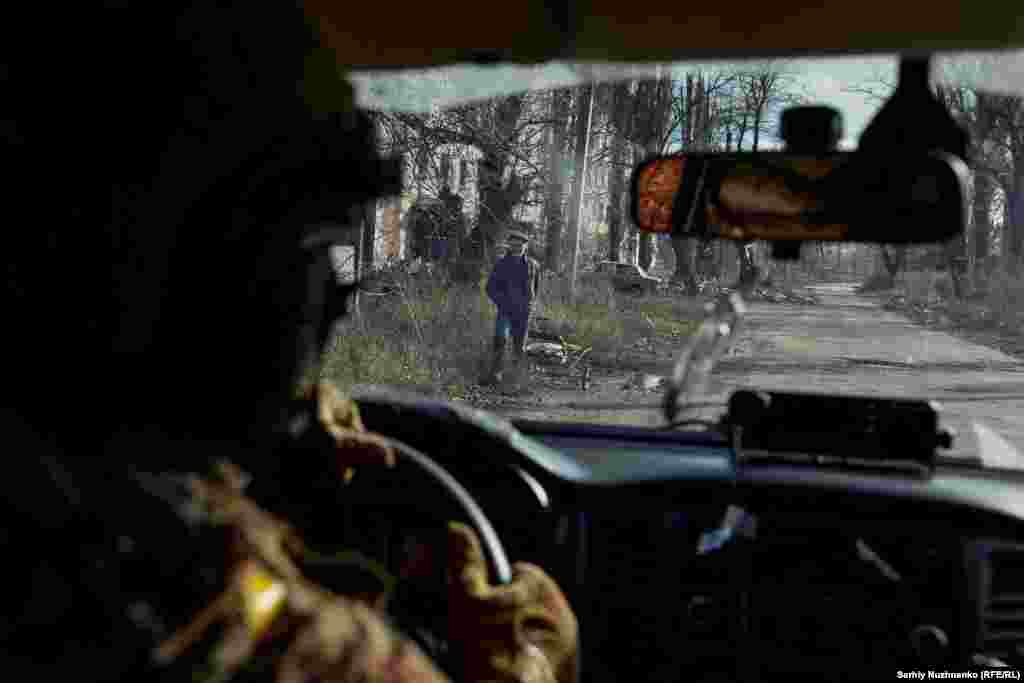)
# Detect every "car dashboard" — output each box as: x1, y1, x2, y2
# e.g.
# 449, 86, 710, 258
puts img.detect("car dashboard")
520, 422, 1024, 681
353, 394, 1024, 681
